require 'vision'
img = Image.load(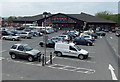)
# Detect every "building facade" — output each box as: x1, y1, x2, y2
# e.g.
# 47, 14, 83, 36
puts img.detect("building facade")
13, 12, 116, 30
